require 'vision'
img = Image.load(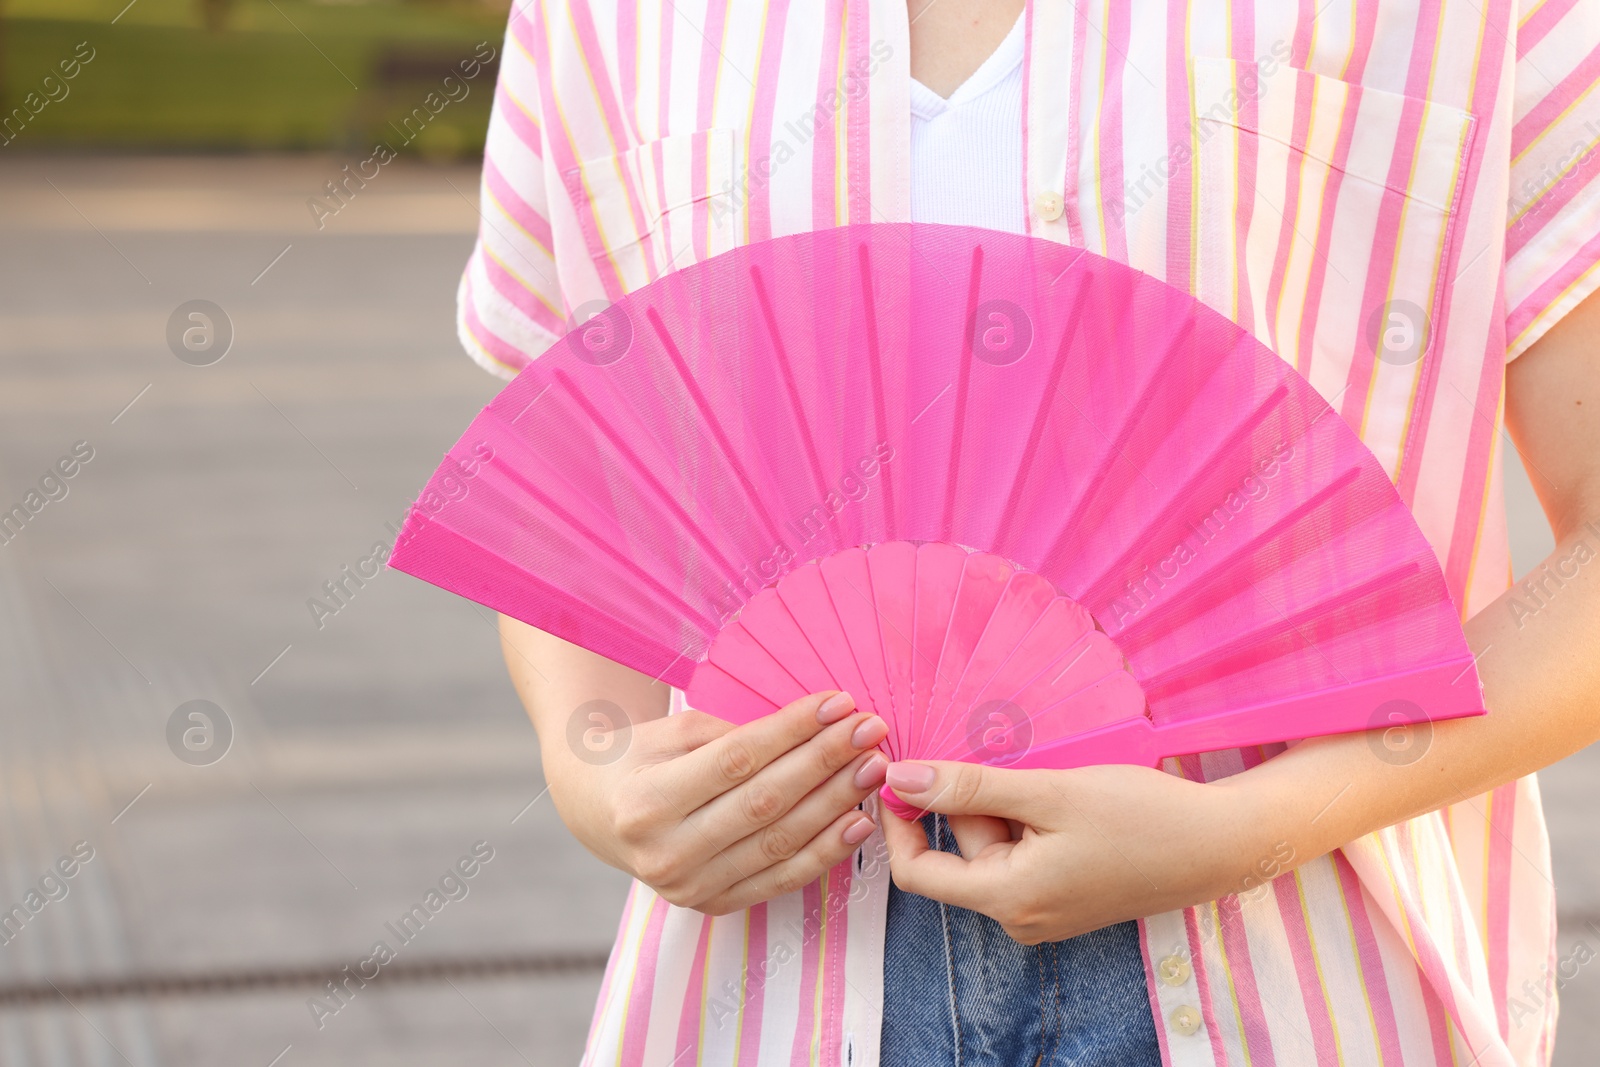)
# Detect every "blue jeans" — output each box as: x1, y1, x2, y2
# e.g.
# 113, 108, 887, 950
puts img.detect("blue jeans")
880, 815, 1162, 1067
